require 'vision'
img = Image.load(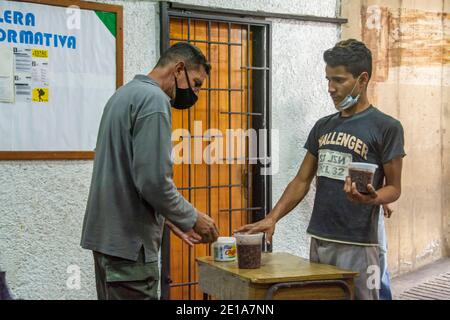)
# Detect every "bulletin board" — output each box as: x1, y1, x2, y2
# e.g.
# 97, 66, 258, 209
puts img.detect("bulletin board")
0, 0, 123, 160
